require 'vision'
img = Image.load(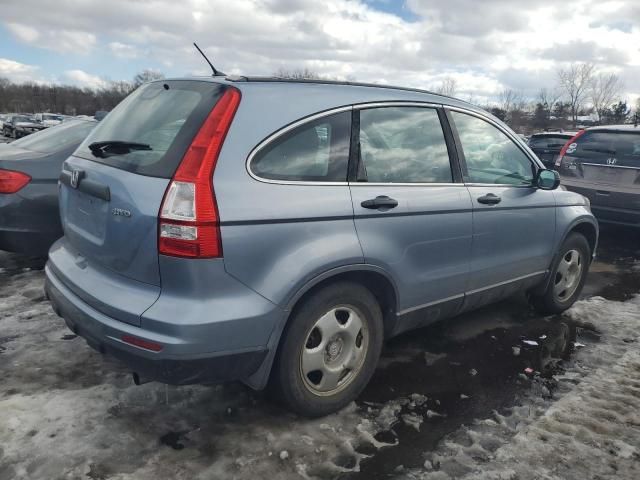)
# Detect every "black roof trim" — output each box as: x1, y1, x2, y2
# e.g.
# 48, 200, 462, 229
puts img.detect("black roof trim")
224, 75, 462, 102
